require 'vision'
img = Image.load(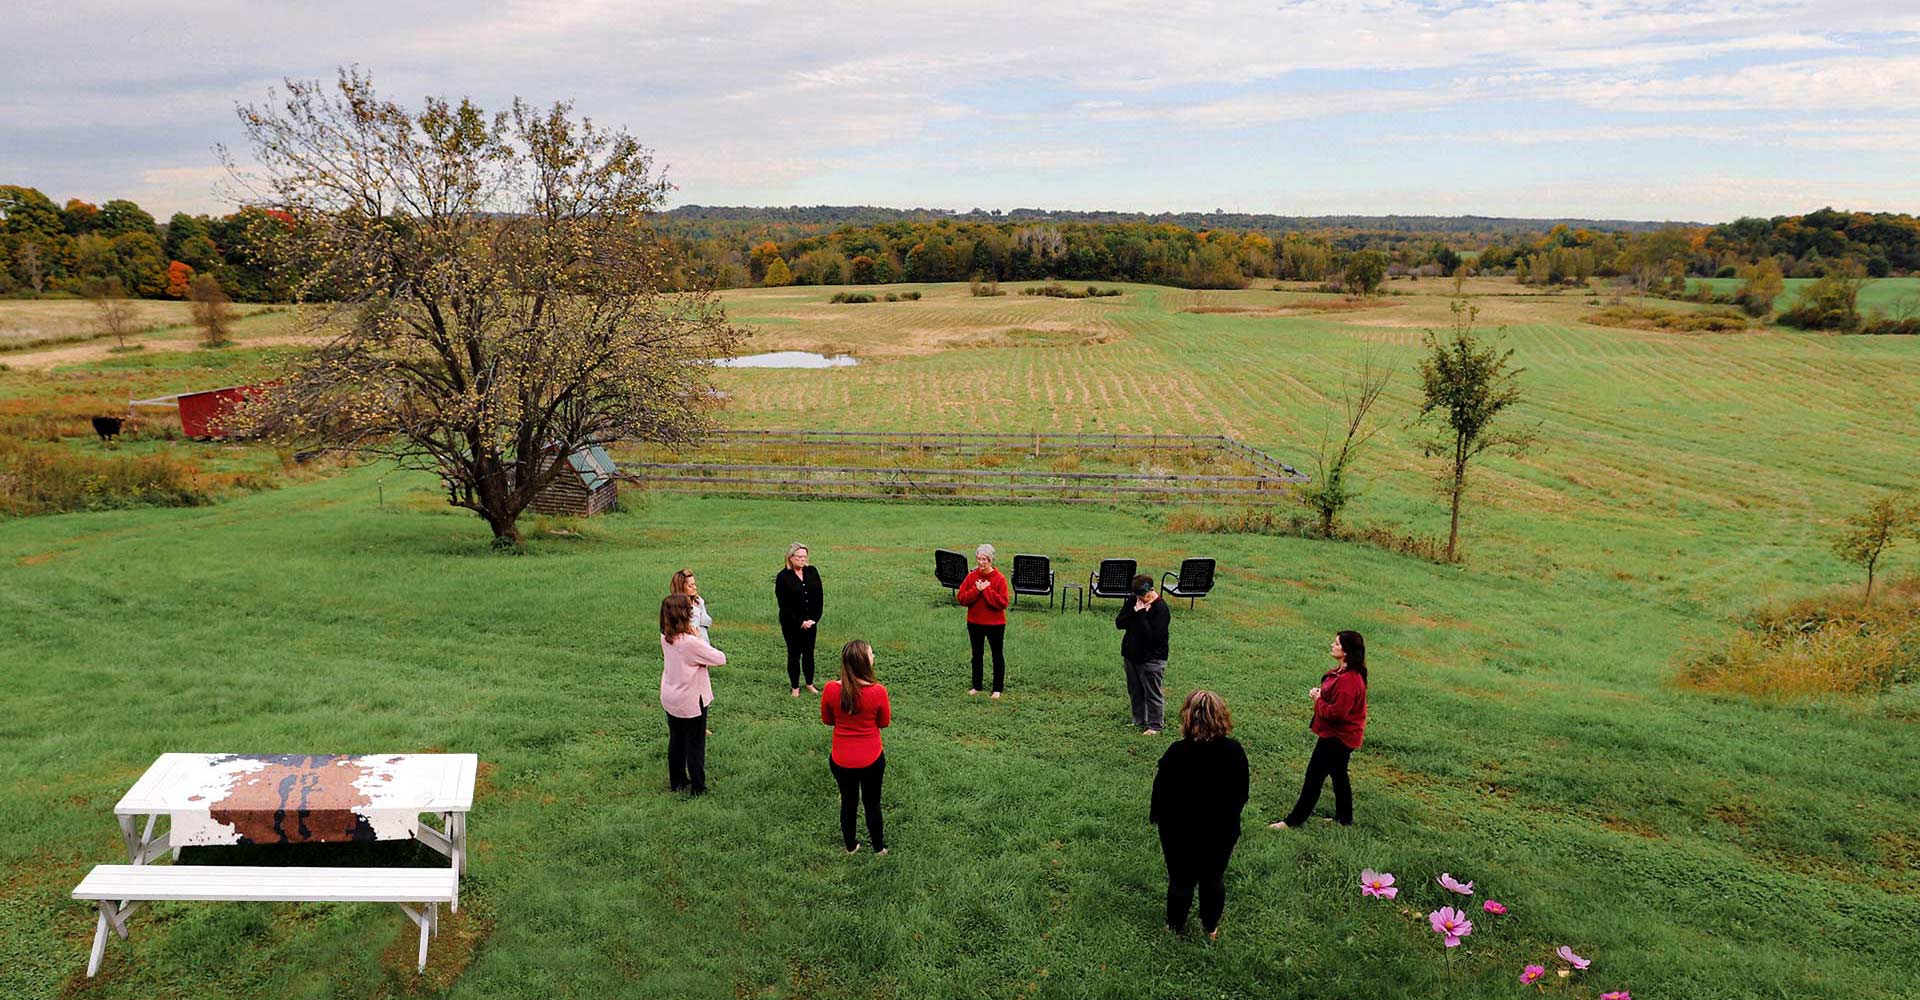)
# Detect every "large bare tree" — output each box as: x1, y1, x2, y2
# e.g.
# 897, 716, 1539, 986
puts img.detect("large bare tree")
231, 70, 739, 544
